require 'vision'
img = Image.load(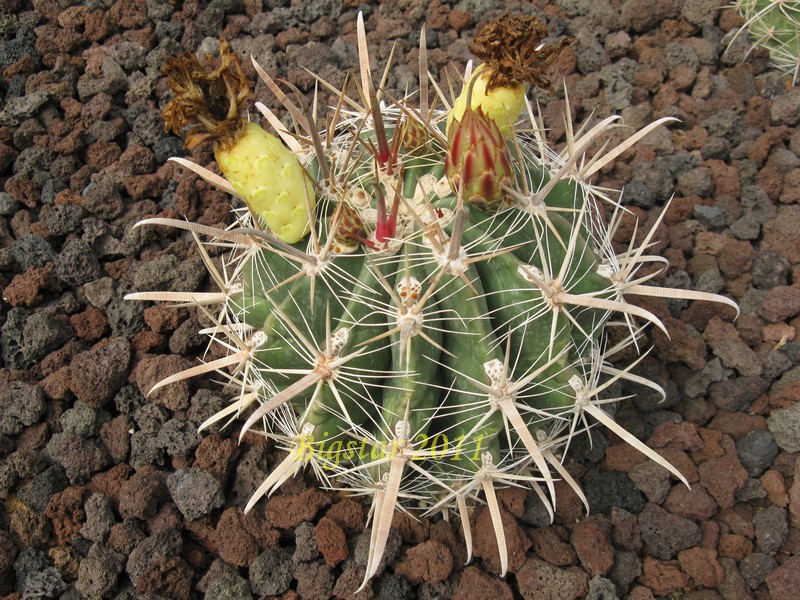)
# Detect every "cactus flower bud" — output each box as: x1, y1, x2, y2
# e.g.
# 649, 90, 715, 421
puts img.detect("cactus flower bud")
398, 115, 430, 154
330, 202, 366, 252
447, 66, 524, 138
215, 122, 313, 244
447, 15, 572, 139
162, 39, 313, 243
445, 104, 513, 212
